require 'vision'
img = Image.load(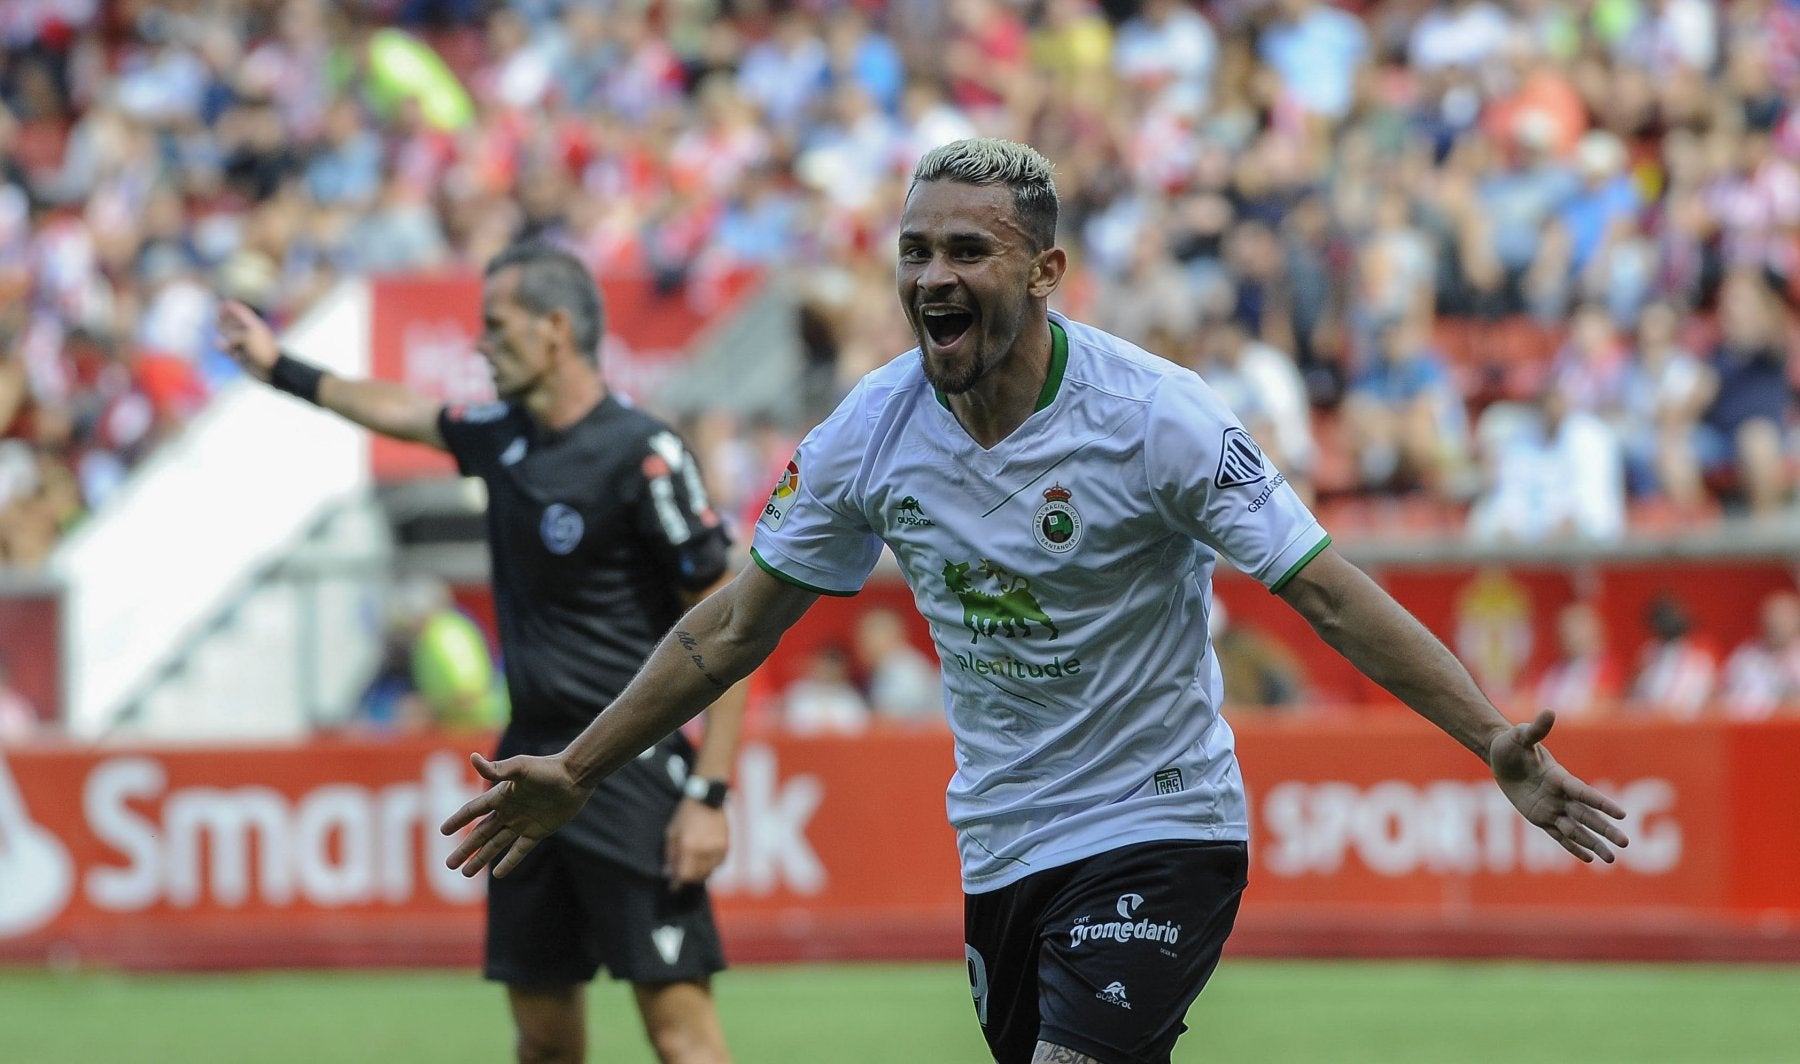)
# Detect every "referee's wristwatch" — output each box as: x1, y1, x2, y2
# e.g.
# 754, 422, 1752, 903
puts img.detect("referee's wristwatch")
682, 774, 731, 809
